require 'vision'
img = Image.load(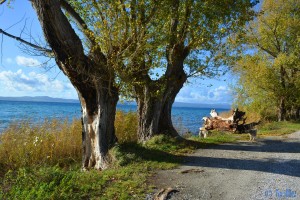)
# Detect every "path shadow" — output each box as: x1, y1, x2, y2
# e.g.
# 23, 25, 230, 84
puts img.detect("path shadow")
182, 138, 300, 177
117, 137, 300, 177
207, 139, 300, 153
184, 155, 300, 177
